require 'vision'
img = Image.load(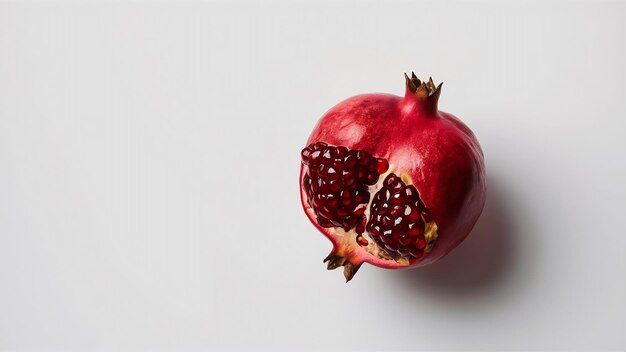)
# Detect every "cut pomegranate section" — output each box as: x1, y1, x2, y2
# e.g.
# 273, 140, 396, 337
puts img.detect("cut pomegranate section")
367, 174, 436, 261
301, 142, 388, 232
300, 141, 439, 276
